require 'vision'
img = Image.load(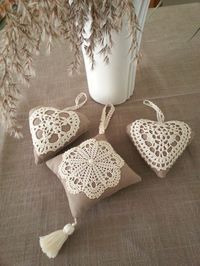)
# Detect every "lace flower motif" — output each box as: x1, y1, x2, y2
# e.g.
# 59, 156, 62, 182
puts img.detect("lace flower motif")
58, 138, 124, 199
29, 107, 80, 155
